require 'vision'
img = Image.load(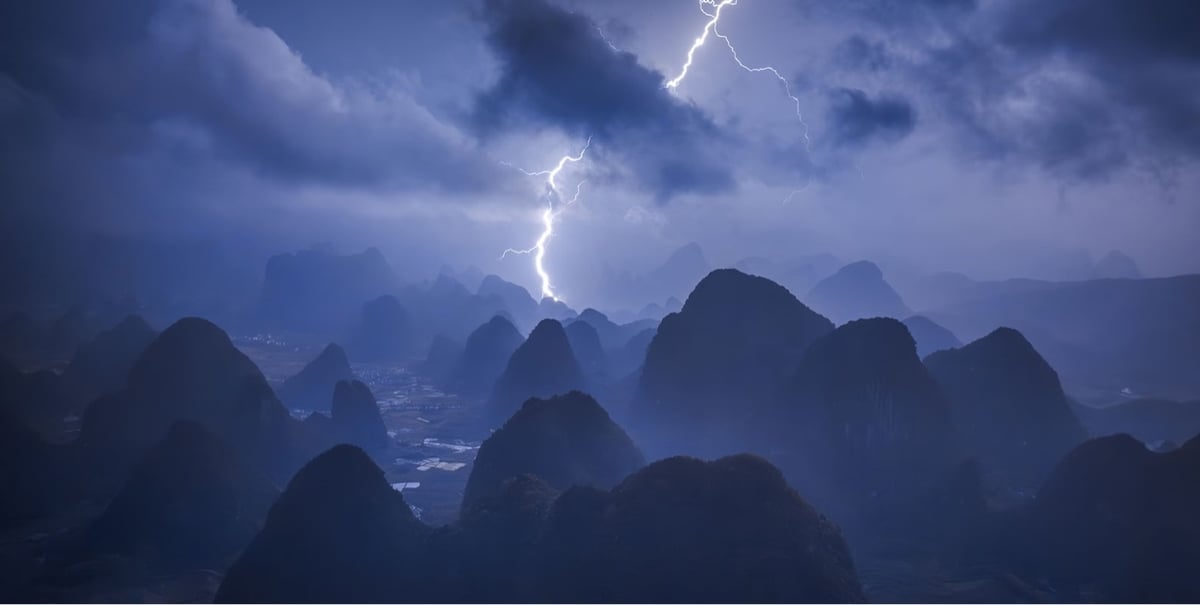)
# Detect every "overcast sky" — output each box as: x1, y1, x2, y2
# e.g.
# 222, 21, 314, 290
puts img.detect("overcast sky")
2, 0, 1198, 303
